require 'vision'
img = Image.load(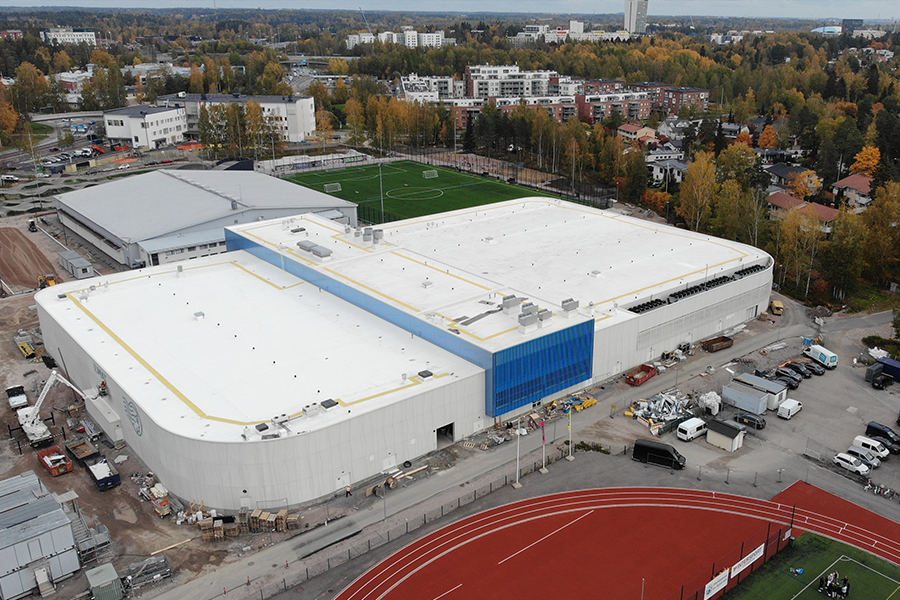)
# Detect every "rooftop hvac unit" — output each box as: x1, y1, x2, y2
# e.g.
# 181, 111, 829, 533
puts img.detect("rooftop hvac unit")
194, 311, 205, 320
561, 298, 579, 312
373, 229, 384, 243
590, 270, 601, 278
255, 423, 269, 432
311, 246, 332, 258
321, 399, 339, 411
272, 414, 289, 425
501, 295, 518, 310
521, 302, 537, 315
297, 240, 317, 252
518, 313, 538, 327
418, 370, 433, 378
537, 308, 552, 321
290, 227, 306, 234
422, 281, 433, 288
